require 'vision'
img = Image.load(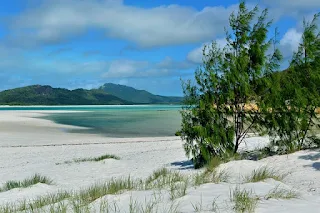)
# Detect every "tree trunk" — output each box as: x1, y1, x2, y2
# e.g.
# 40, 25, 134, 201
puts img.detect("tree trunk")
299, 108, 314, 149
234, 138, 239, 153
